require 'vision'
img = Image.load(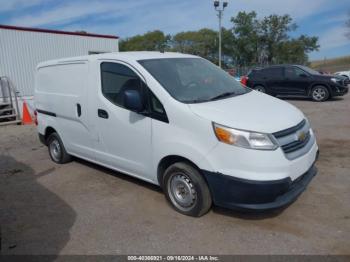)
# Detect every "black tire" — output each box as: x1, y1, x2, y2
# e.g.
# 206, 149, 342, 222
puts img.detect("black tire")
311, 85, 329, 102
253, 85, 266, 93
163, 162, 212, 217
47, 132, 72, 164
